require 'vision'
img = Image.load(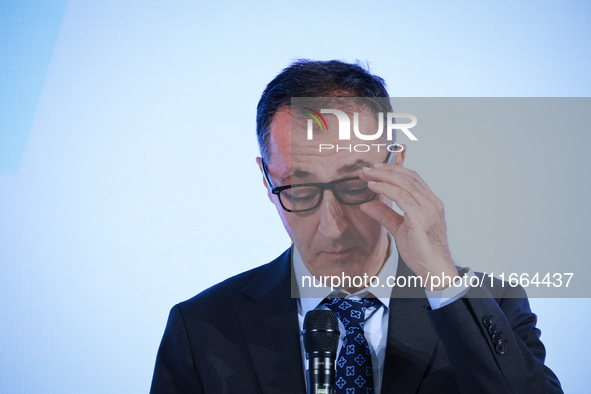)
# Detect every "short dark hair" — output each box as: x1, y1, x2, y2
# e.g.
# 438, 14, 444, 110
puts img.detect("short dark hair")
256, 59, 392, 163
